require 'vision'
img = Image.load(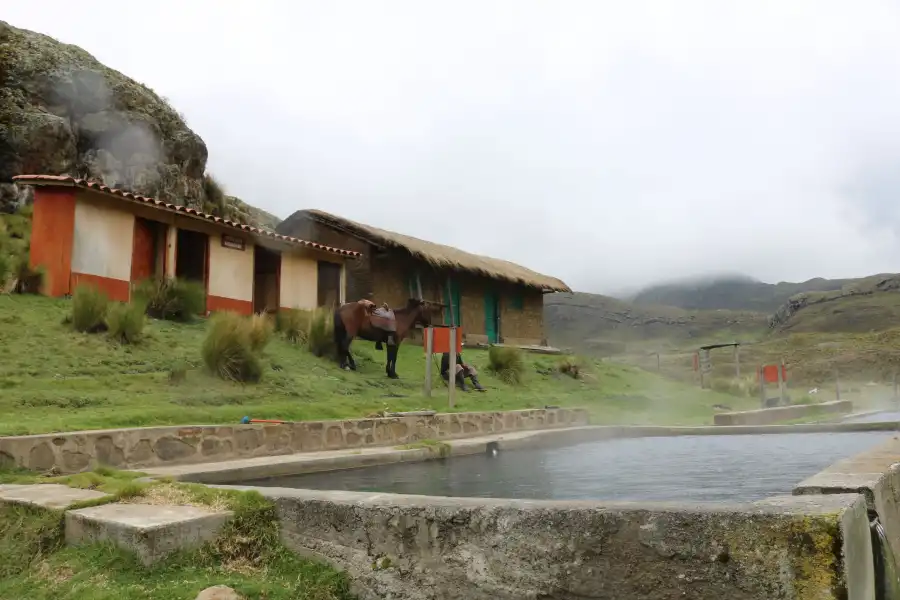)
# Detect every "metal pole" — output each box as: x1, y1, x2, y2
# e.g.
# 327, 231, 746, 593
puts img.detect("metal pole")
448, 328, 457, 408
734, 344, 740, 379
416, 272, 423, 300
424, 327, 433, 398
656, 352, 660, 371
835, 368, 841, 401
